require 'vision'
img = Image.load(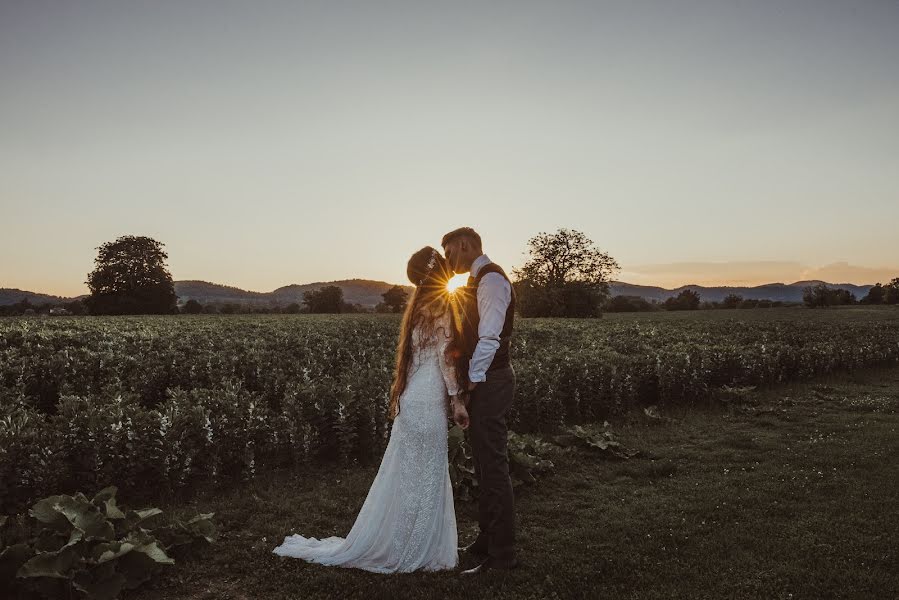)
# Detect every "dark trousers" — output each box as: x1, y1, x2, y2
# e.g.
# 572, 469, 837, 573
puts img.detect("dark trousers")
468, 364, 516, 563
